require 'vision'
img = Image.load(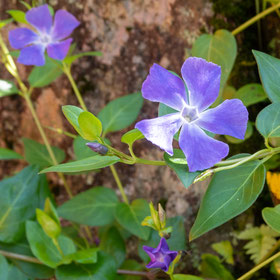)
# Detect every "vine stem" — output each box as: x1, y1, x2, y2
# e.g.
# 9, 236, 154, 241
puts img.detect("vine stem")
237, 251, 280, 280
232, 1, 280, 35
62, 63, 130, 204
0, 250, 151, 278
